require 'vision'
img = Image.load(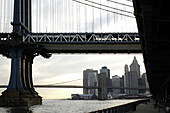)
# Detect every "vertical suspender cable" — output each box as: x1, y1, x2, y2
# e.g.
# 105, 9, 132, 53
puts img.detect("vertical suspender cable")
107, 1, 110, 32
72, 0, 74, 32
77, 2, 80, 32
39, 0, 41, 32
79, 2, 80, 32
57, 0, 59, 32
77, 2, 78, 32
52, 0, 54, 32
100, 0, 102, 32
50, 0, 52, 32
37, 0, 39, 32
65, 0, 68, 32
85, 4, 87, 32
6, 0, 8, 32
62, 0, 66, 32
67, 0, 69, 32
56, 0, 58, 32
46, 0, 48, 32
8, 0, 11, 32
92, 0, 94, 33
3, 0, 6, 32
62, 0, 64, 32
0, 0, 3, 32
54, 0, 56, 32
49, 0, 51, 32
0, 1, 1, 32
